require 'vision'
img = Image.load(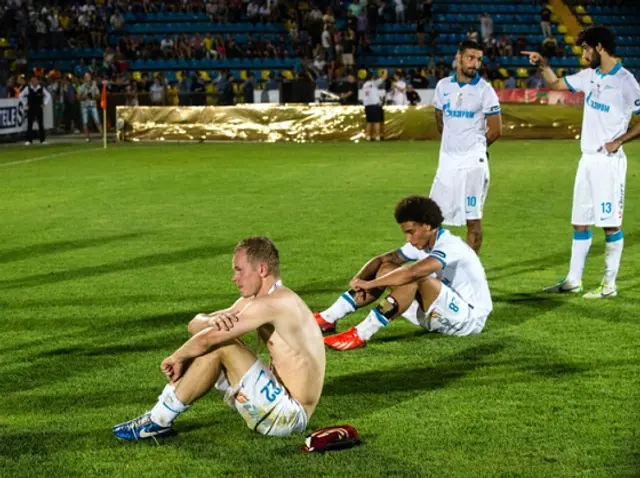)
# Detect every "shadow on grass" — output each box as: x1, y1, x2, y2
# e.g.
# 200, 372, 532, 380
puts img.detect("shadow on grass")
0, 233, 147, 265
485, 230, 638, 282
0, 242, 237, 290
